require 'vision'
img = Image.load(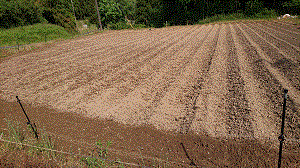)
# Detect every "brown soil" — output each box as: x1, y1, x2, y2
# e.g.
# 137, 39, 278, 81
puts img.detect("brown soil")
1, 21, 300, 167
